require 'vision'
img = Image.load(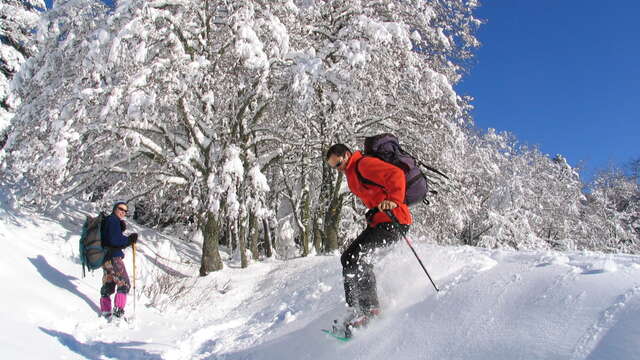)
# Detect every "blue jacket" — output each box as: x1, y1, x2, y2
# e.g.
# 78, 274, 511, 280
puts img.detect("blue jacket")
101, 213, 131, 259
